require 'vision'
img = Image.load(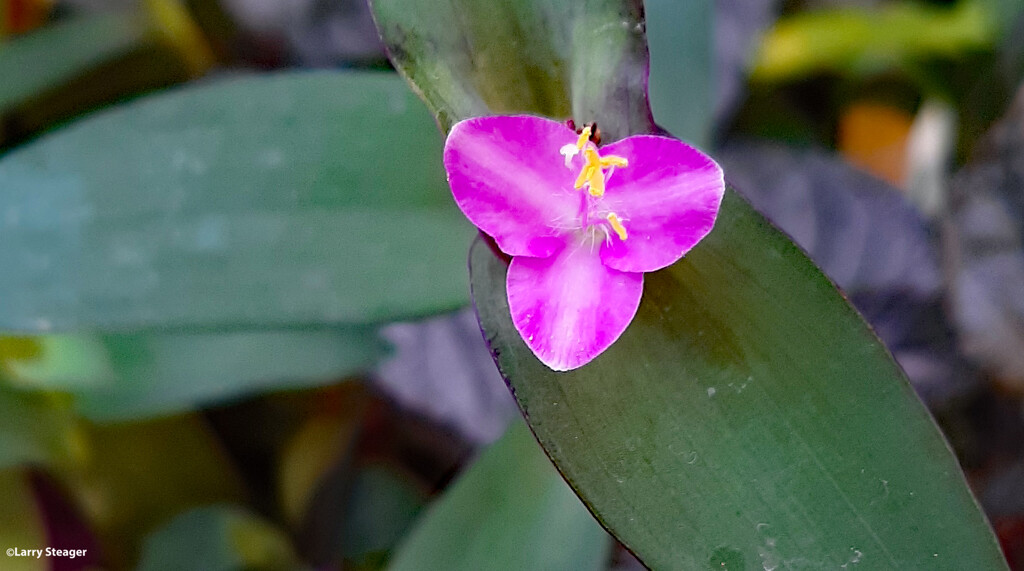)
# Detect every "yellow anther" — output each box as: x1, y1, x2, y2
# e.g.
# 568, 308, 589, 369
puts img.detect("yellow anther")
600, 155, 629, 168
587, 170, 606, 197
578, 148, 606, 196
575, 125, 592, 151
572, 145, 626, 197
607, 213, 628, 240
574, 163, 596, 190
